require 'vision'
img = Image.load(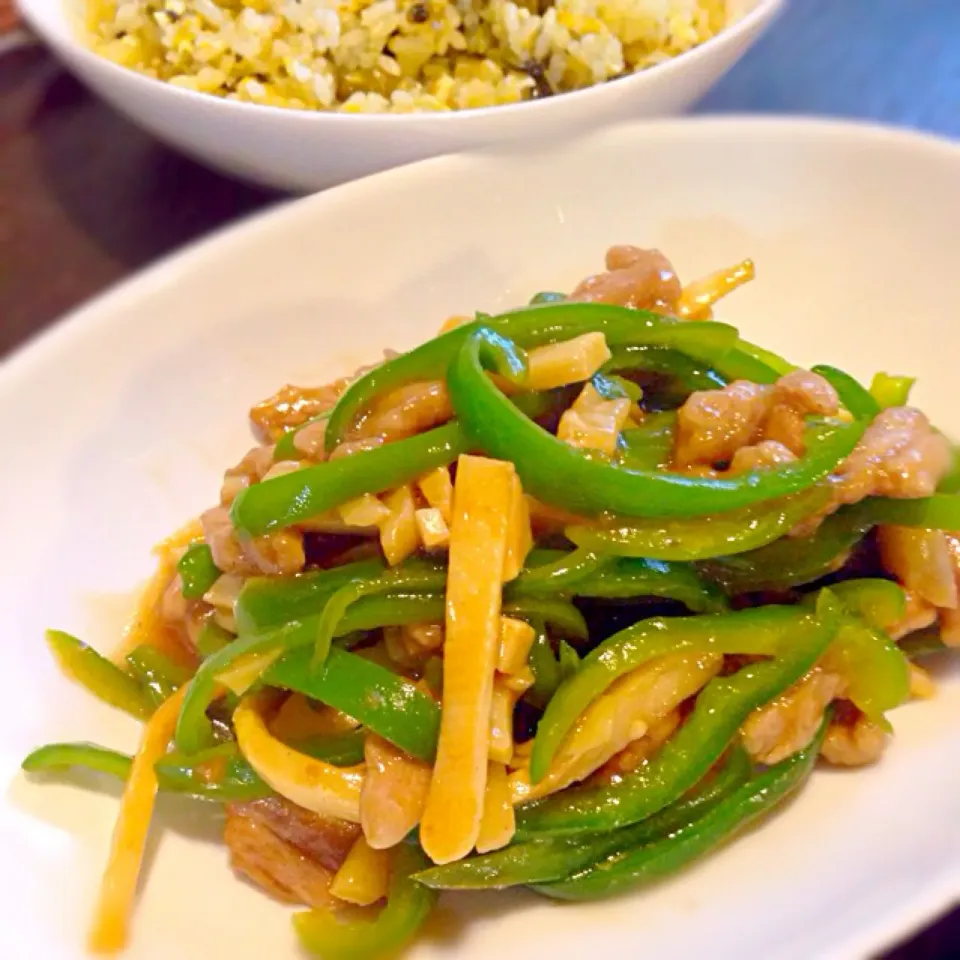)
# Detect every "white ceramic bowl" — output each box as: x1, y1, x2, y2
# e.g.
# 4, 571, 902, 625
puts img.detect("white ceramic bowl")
18, 0, 783, 192
3, 117, 960, 960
